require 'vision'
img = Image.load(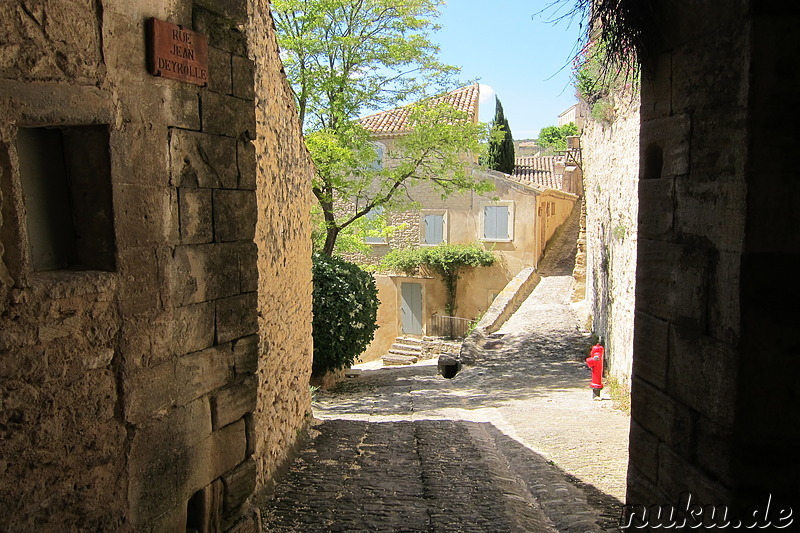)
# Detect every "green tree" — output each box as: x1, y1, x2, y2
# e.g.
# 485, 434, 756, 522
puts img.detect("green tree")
273, 0, 494, 256
381, 243, 495, 316
311, 253, 379, 376
482, 97, 515, 174
536, 122, 579, 152
273, 0, 457, 131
